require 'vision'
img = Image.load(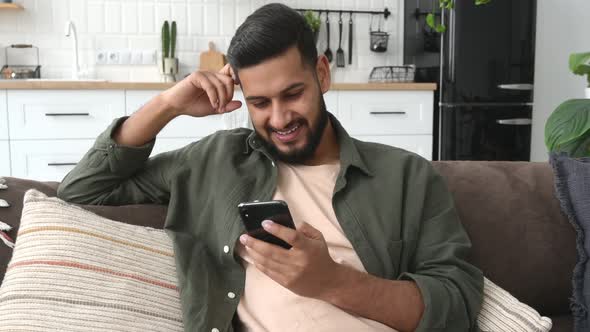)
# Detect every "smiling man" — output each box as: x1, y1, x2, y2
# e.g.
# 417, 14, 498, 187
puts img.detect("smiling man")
58, 3, 483, 332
